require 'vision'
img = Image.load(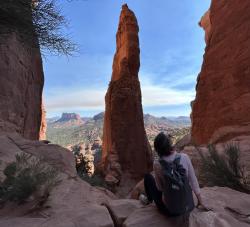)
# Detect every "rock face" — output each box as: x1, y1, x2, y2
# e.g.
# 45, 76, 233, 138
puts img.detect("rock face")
102, 4, 153, 185
199, 10, 211, 45
191, 0, 250, 145
0, 33, 44, 140
39, 100, 47, 140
